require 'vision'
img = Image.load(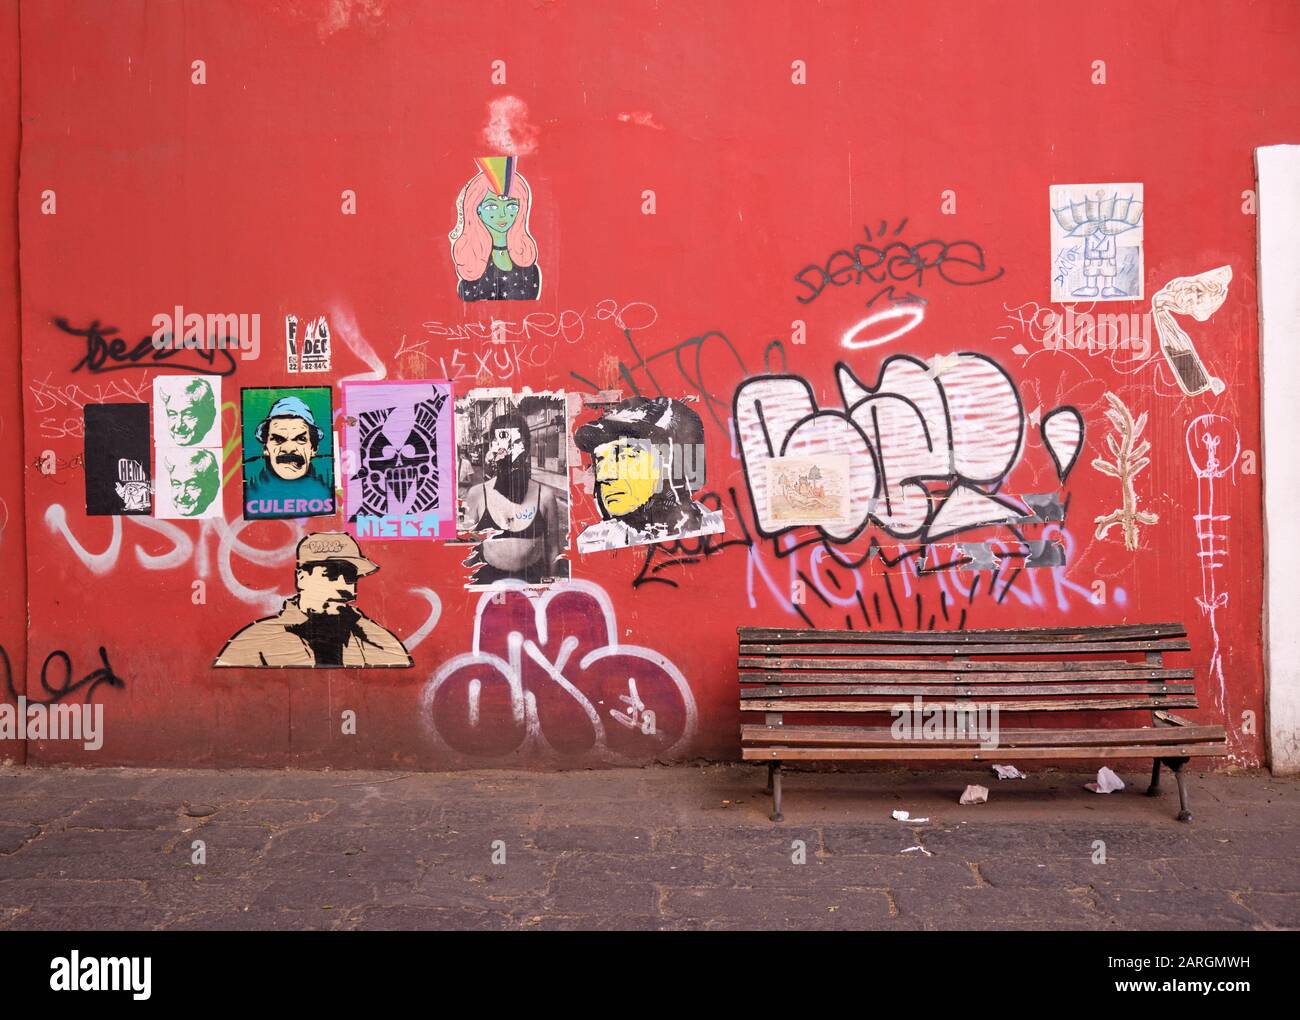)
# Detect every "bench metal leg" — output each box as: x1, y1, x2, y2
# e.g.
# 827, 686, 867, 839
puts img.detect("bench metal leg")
770, 763, 784, 823
1146, 758, 1162, 797
763, 761, 775, 796
1171, 759, 1192, 823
